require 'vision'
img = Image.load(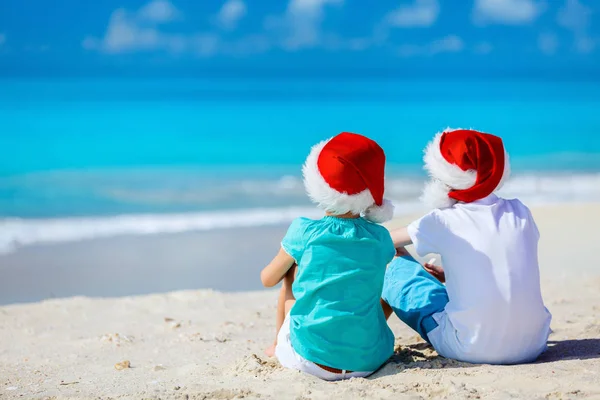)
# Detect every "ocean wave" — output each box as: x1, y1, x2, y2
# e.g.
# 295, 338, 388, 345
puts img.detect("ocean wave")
0, 173, 599, 255
0, 200, 428, 255
0, 207, 322, 255
497, 173, 600, 204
